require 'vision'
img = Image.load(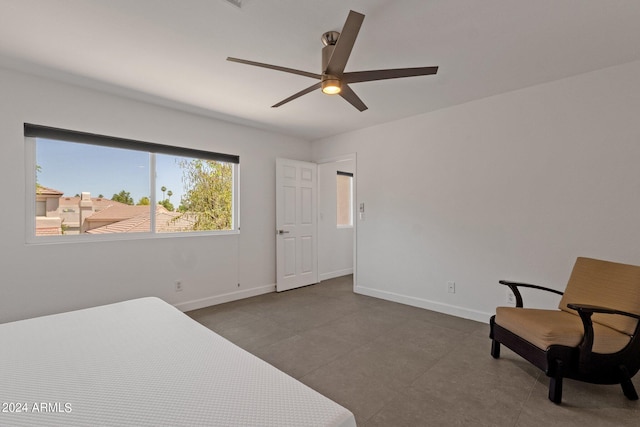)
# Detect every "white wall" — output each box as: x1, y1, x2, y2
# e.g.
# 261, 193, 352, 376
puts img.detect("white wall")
0, 66, 311, 323
312, 60, 640, 323
318, 157, 355, 281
